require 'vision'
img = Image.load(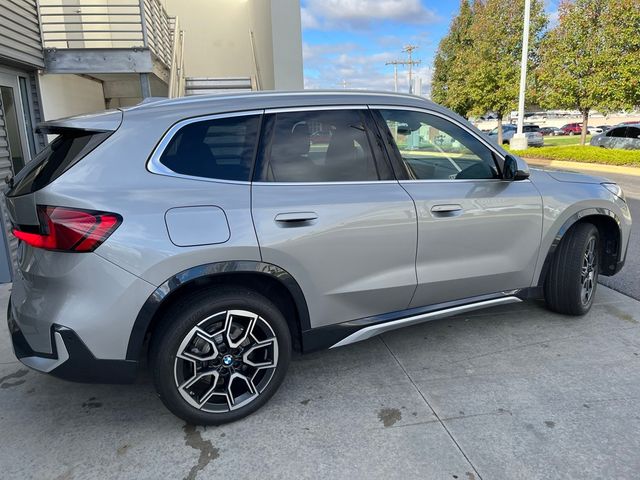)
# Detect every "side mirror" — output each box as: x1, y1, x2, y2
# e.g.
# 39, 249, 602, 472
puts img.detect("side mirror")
503, 154, 530, 181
